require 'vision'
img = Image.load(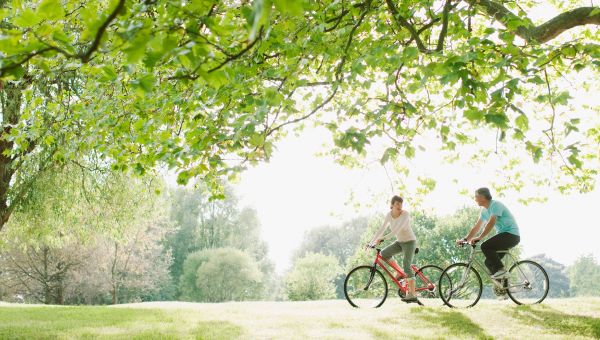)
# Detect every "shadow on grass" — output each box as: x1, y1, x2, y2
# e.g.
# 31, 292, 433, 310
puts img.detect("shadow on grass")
508, 304, 600, 338
412, 308, 493, 339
